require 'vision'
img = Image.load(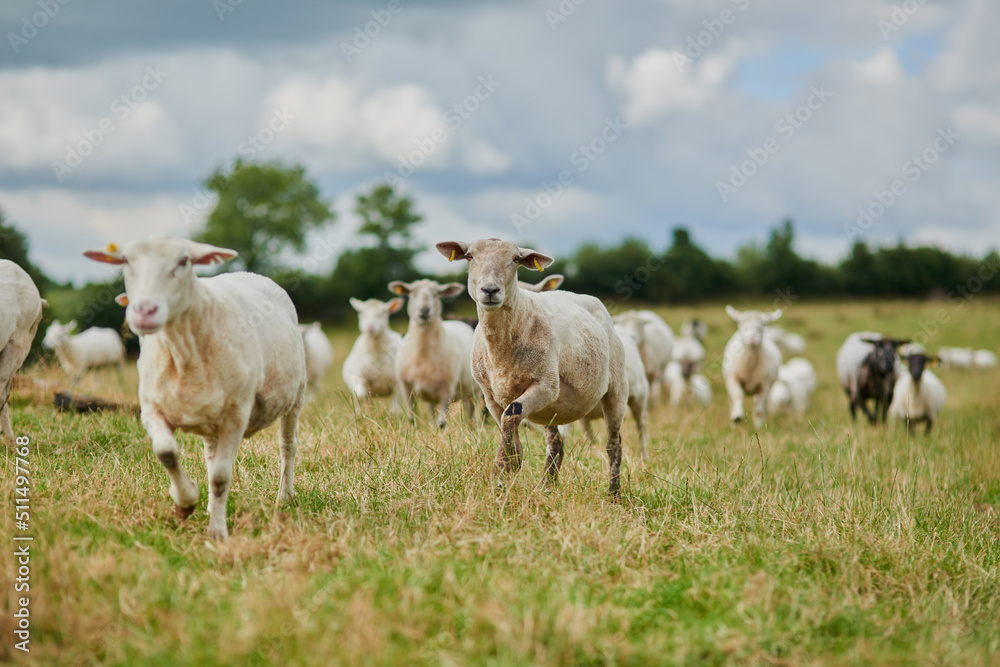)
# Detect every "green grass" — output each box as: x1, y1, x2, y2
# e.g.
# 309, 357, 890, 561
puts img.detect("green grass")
3, 298, 1000, 665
